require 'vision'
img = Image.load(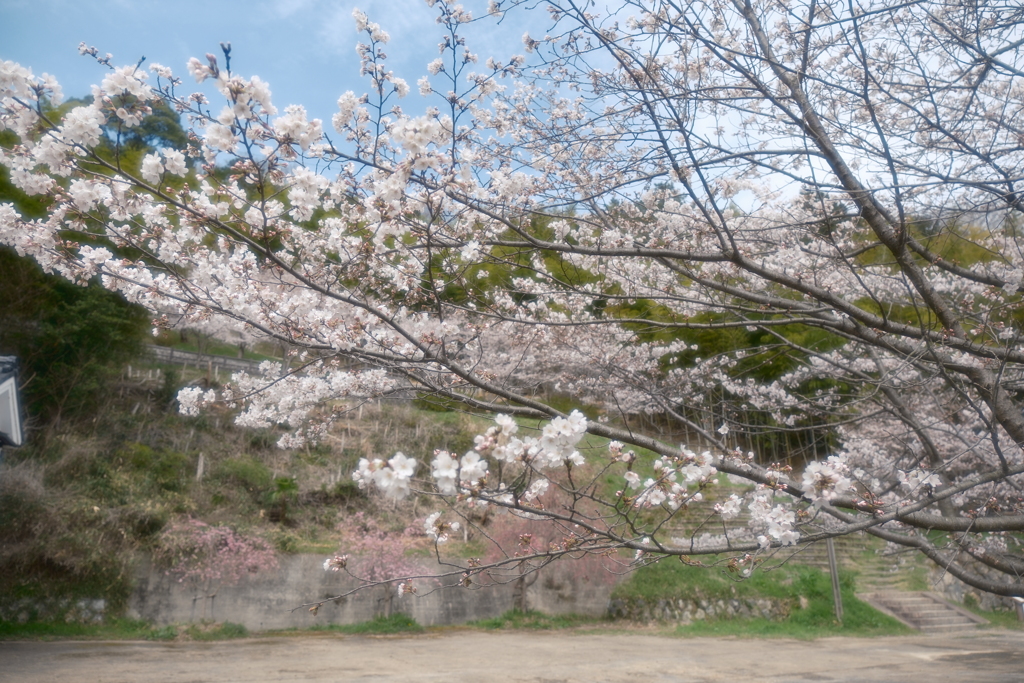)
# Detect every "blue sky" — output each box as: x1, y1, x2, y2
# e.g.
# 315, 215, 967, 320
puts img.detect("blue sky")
1, 0, 540, 124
